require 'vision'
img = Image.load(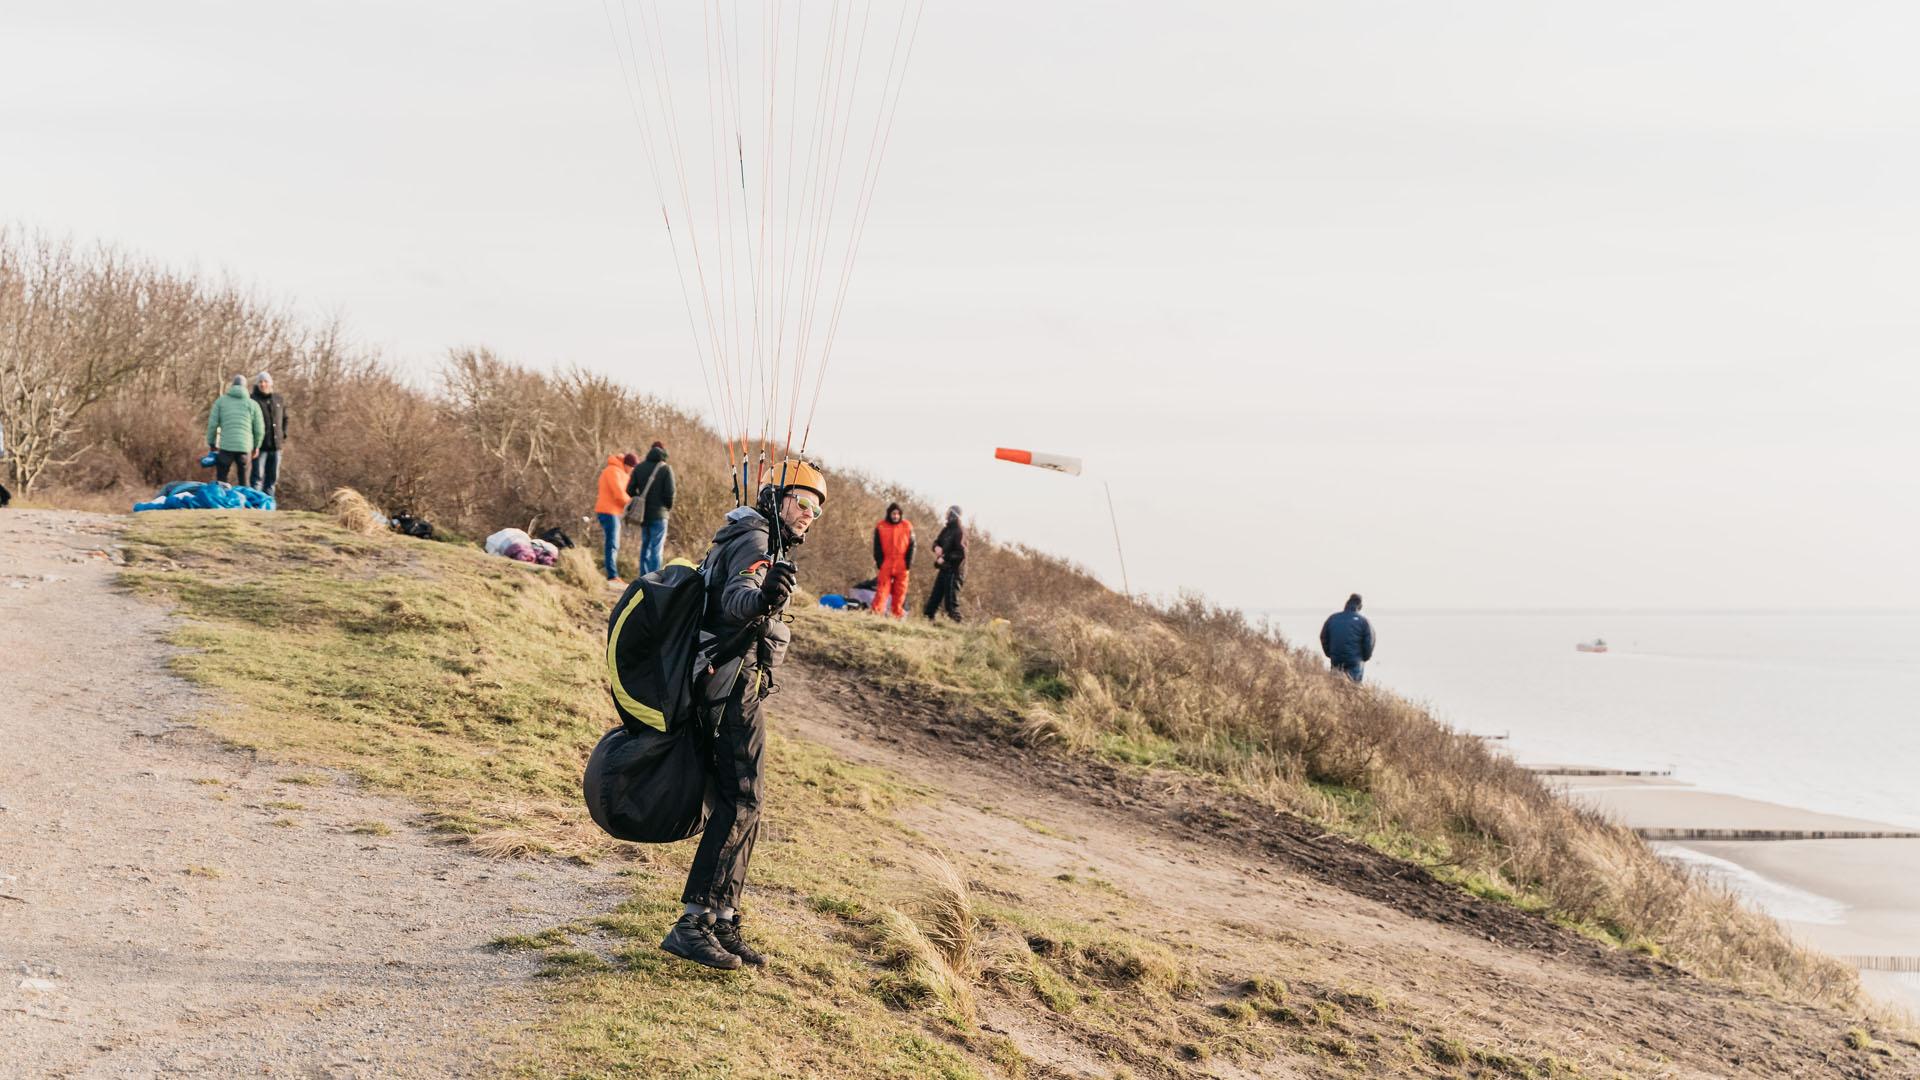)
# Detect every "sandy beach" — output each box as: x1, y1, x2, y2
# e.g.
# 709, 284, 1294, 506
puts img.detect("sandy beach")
1551, 772, 1920, 1016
